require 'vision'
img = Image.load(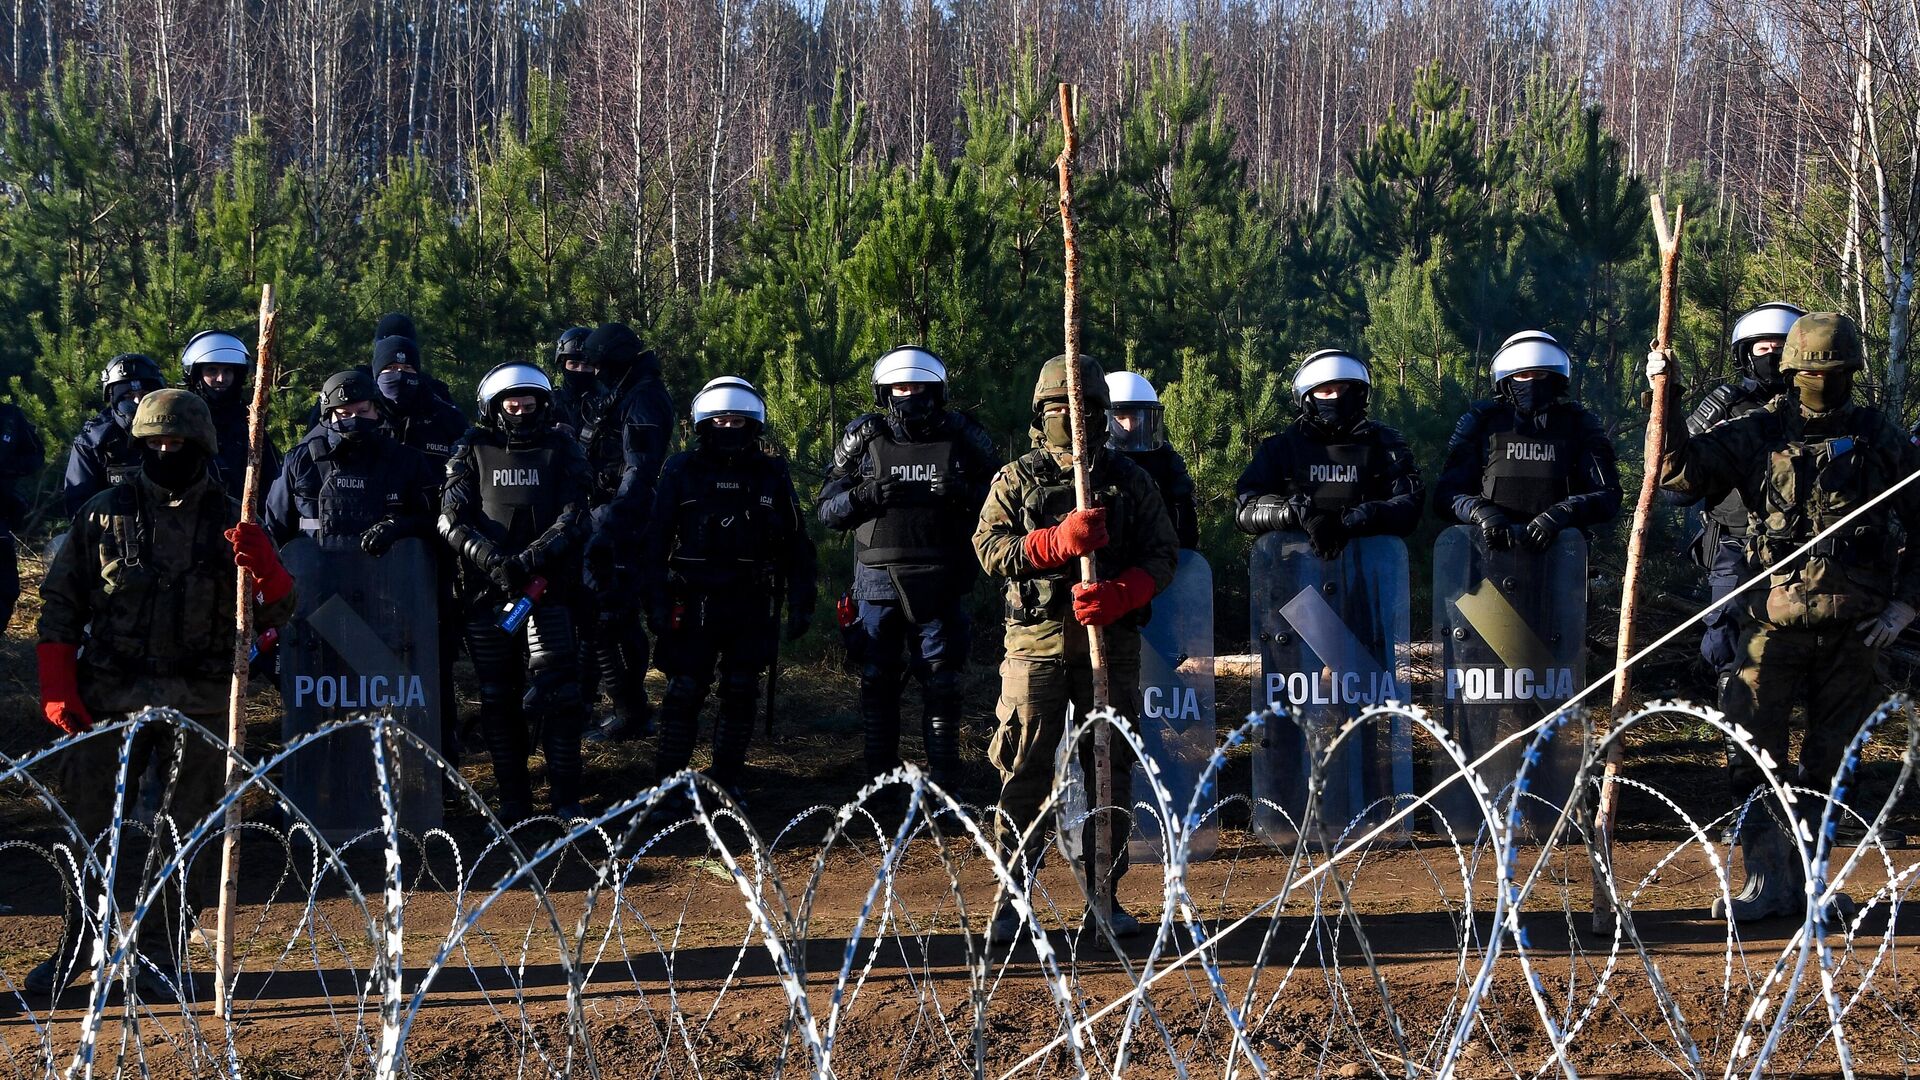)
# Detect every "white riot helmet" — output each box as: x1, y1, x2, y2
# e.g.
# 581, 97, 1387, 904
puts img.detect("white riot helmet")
1105, 371, 1165, 452
477, 362, 554, 429
181, 330, 251, 404
1291, 349, 1370, 404
872, 346, 948, 424
691, 378, 767, 428
1490, 330, 1571, 384
1731, 301, 1804, 387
